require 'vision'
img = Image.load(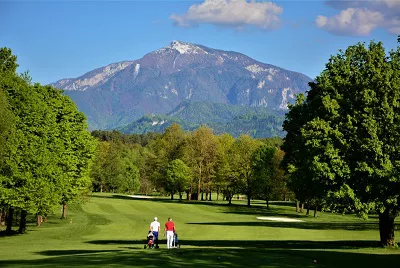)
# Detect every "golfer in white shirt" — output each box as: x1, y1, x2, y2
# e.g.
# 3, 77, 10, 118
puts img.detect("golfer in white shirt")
149, 217, 160, 248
